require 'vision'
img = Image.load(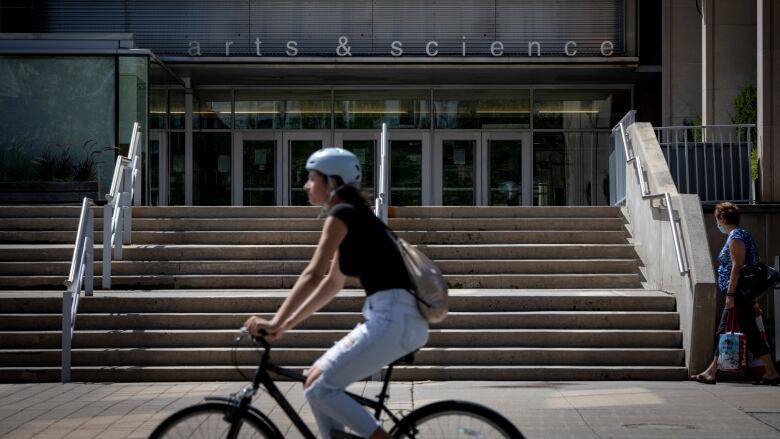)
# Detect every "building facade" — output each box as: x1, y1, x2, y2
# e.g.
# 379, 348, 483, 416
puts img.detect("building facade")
0, 1, 672, 206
